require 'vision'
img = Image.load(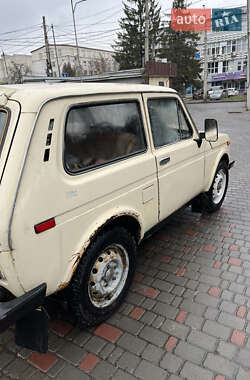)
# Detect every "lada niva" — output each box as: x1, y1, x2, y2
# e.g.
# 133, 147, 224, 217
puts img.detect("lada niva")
0, 83, 234, 351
